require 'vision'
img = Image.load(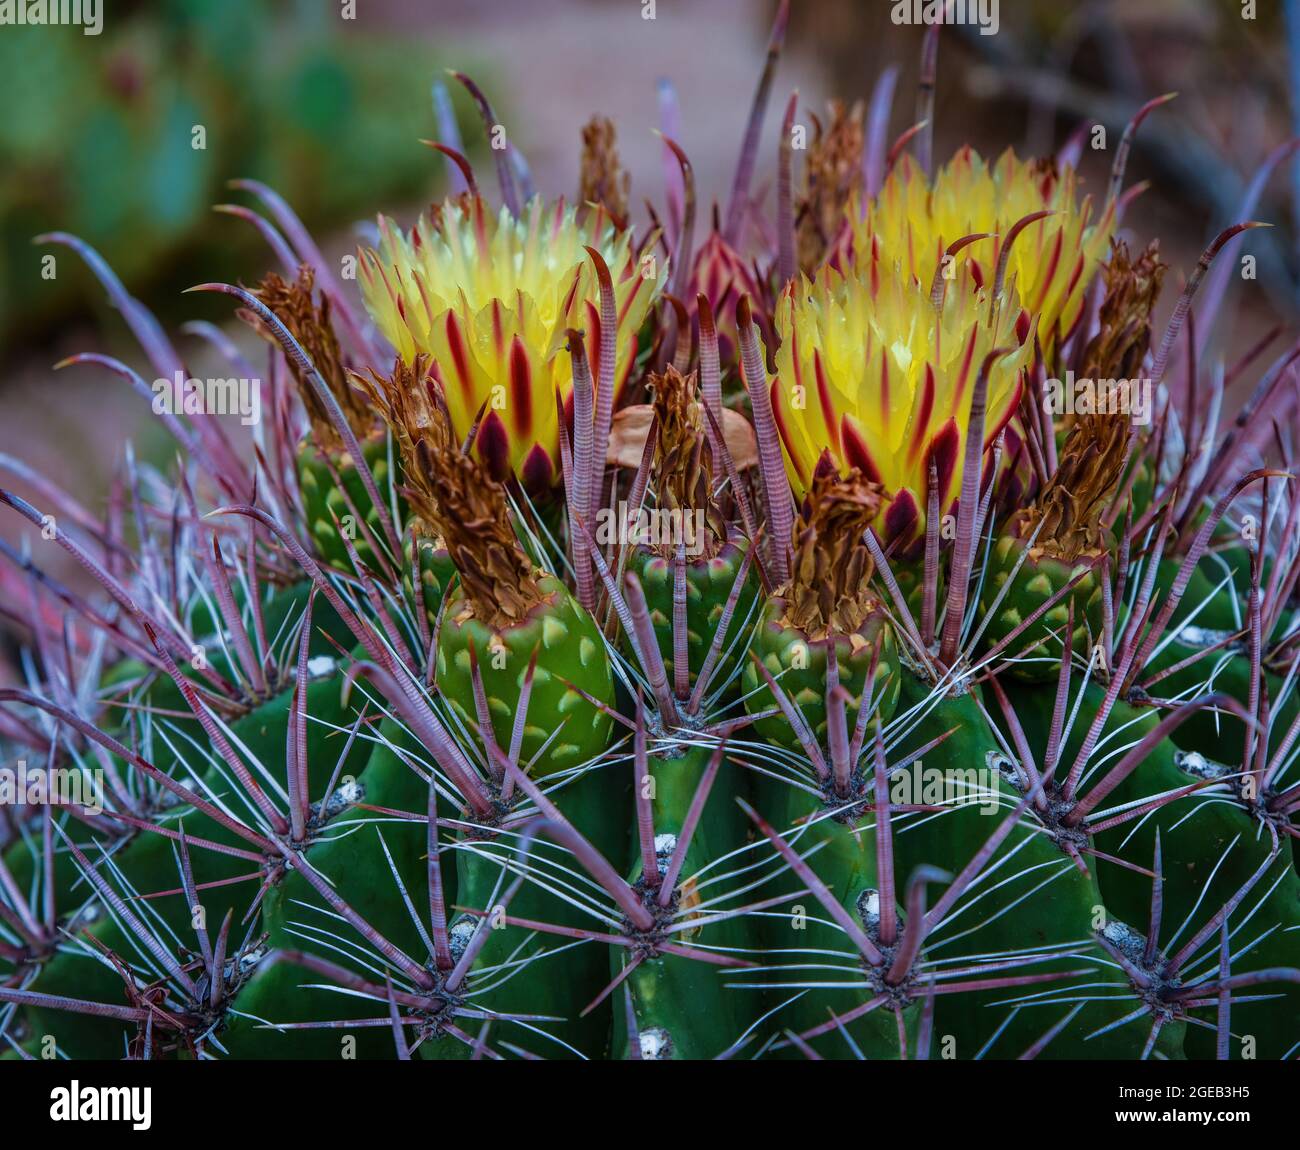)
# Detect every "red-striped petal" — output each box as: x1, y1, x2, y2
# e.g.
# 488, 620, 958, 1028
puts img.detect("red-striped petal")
475, 410, 511, 481
508, 335, 533, 439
